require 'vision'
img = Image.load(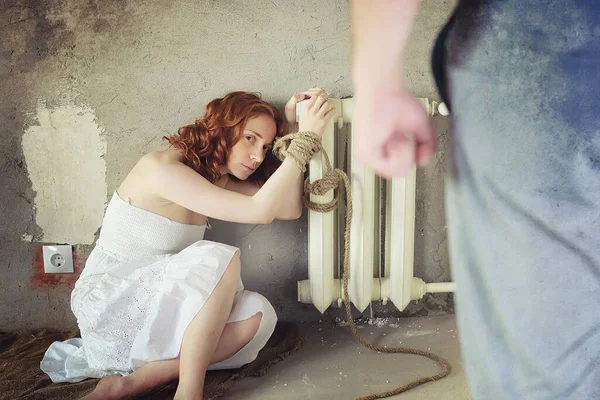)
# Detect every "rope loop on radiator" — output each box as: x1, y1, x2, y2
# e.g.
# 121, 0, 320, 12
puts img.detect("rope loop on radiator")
274, 131, 452, 400
274, 131, 343, 212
